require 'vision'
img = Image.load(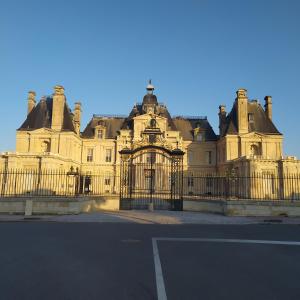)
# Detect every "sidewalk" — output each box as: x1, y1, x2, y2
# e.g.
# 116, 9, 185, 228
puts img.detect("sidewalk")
1, 211, 300, 224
